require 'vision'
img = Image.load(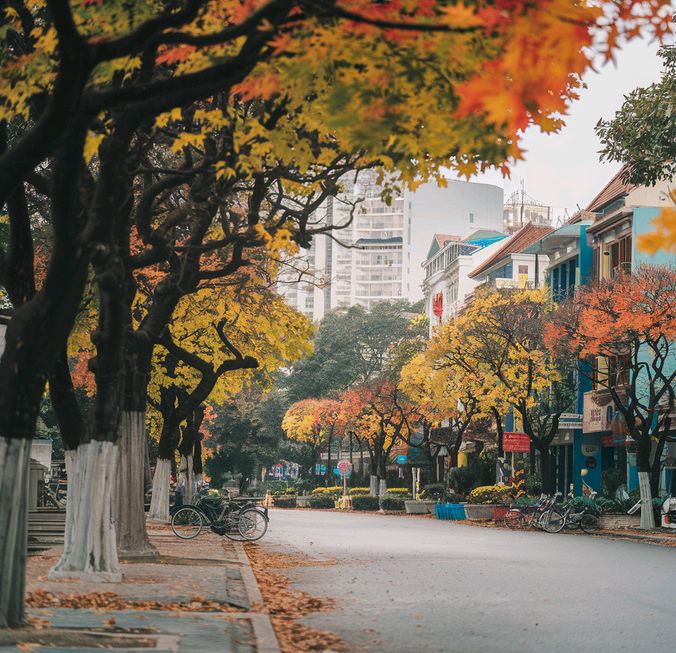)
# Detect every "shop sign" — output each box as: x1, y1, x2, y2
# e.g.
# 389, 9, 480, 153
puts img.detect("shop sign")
410, 427, 425, 446
503, 432, 530, 452
558, 413, 583, 429
583, 391, 613, 433
602, 434, 615, 447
